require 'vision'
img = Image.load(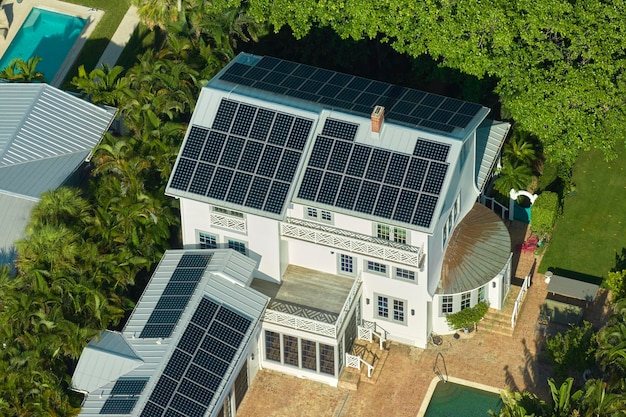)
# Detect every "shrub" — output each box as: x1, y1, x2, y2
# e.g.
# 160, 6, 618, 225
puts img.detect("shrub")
606, 270, 626, 300
545, 321, 597, 378
445, 301, 489, 331
530, 191, 559, 240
